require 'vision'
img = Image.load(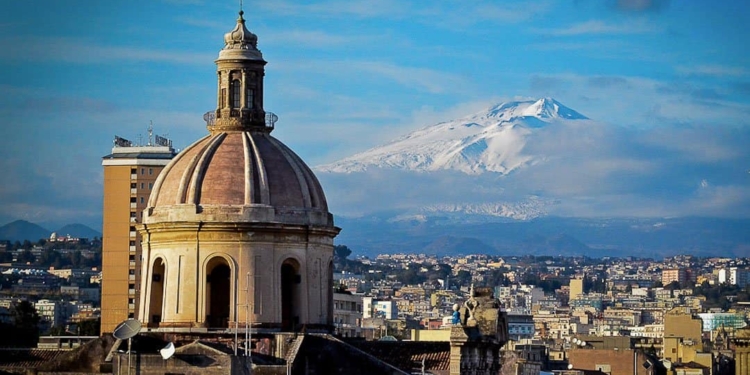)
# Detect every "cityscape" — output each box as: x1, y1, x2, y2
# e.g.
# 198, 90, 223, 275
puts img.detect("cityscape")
1, 1, 749, 375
